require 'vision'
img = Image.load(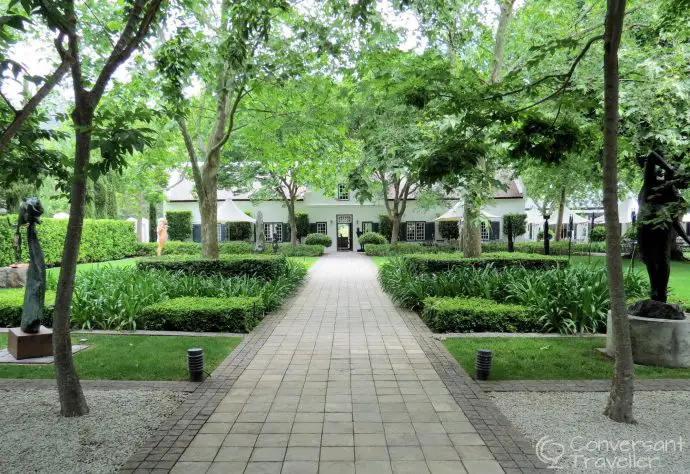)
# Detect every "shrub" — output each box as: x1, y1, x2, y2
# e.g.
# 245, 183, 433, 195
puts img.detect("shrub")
227, 221, 252, 241
136, 254, 287, 279
166, 211, 192, 241
536, 228, 555, 241
378, 215, 393, 242
139, 297, 263, 333
358, 232, 387, 245
422, 297, 534, 333
135, 241, 254, 257
1, 215, 136, 266
0, 289, 56, 328
296, 213, 309, 241
438, 221, 459, 240
403, 252, 568, 273
502, 213, 527, 239
304, 233, 332, 247
365, 243, 457, 256
220, 241, 254, 254
275, 243, 324, 257
590, 226, 606, 242
481, 241, 607, 255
